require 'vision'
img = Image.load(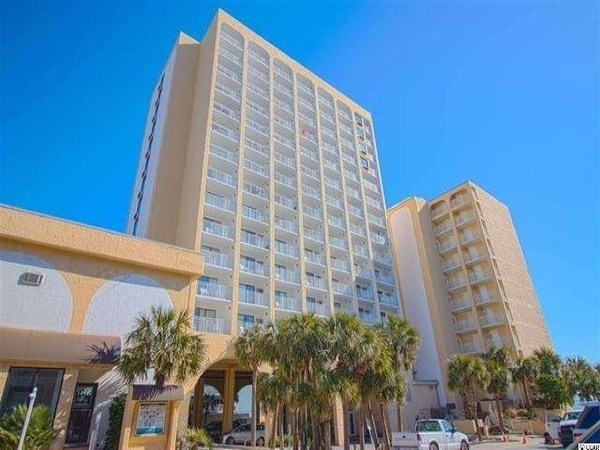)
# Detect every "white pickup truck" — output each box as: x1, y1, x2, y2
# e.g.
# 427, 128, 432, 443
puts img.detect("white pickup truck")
392, 419, 470, 450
